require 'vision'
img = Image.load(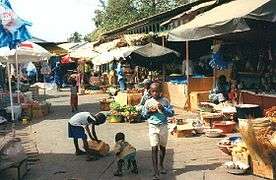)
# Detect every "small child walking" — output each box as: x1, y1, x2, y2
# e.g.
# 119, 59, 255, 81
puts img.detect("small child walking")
113, 132, 138, 176
70, 79, 78, 112
142, 83, 174, 180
